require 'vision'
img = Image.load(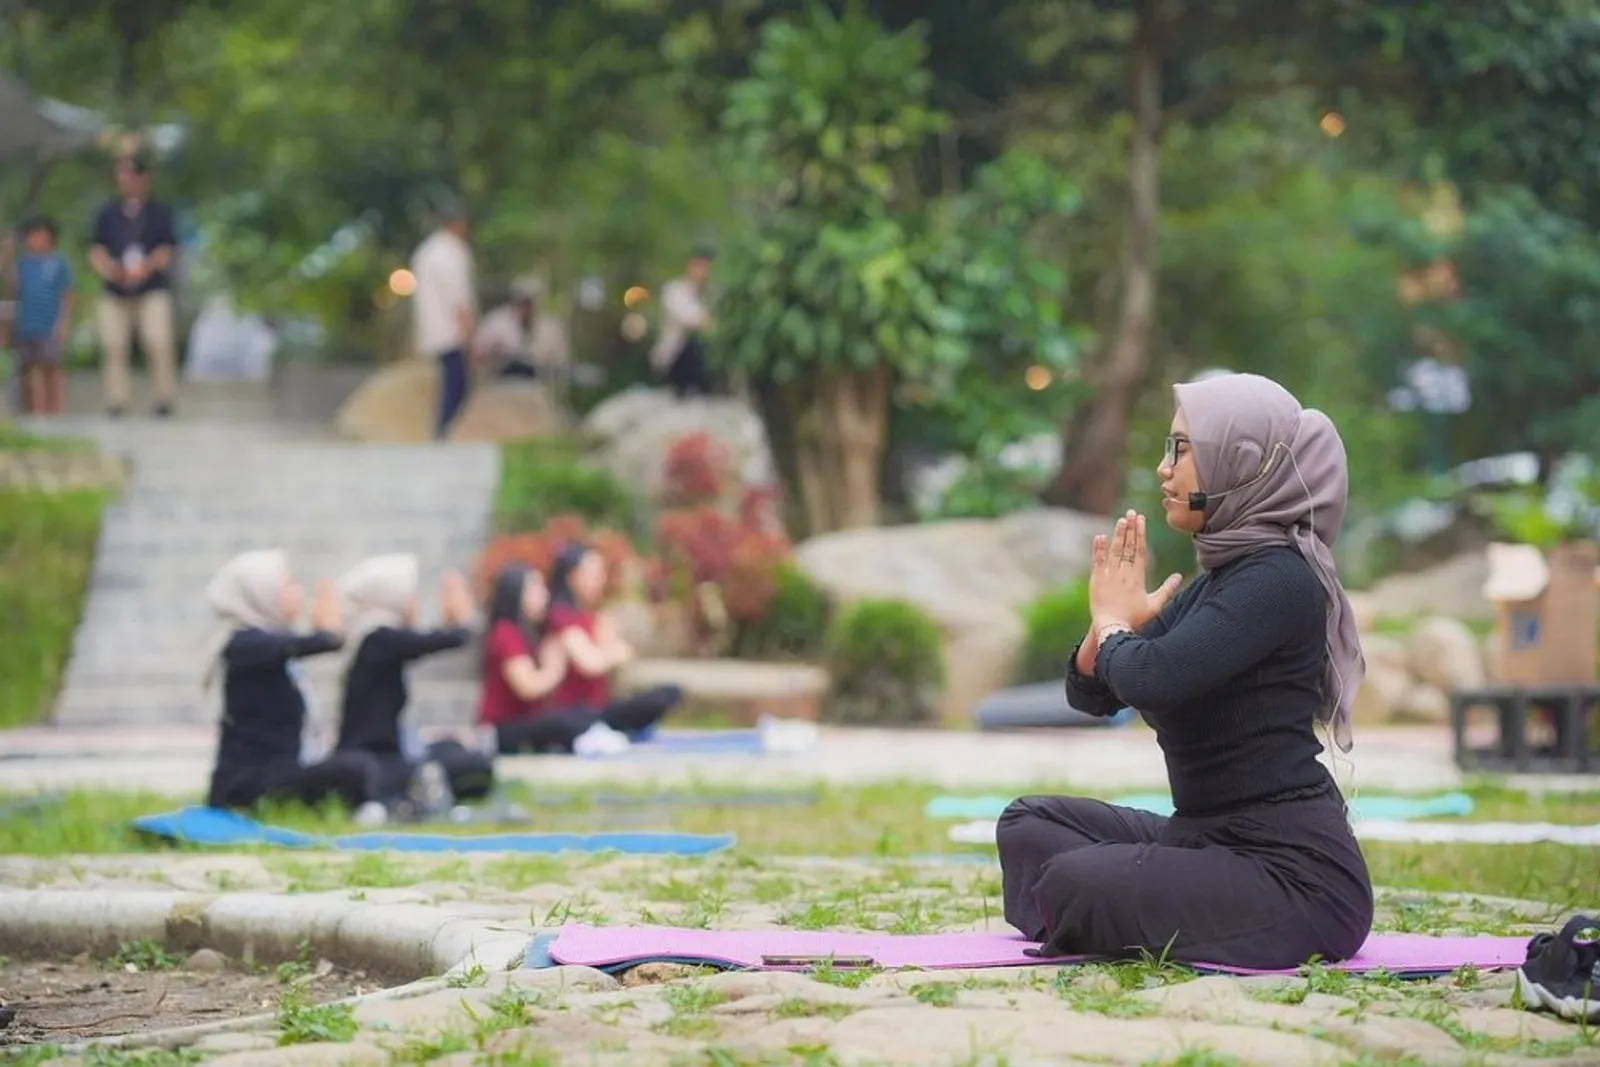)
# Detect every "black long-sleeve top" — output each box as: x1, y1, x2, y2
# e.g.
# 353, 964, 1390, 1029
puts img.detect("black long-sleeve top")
1066, 546, 1332, 815
336, 626, 472, 755
207, 627, 342, 807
